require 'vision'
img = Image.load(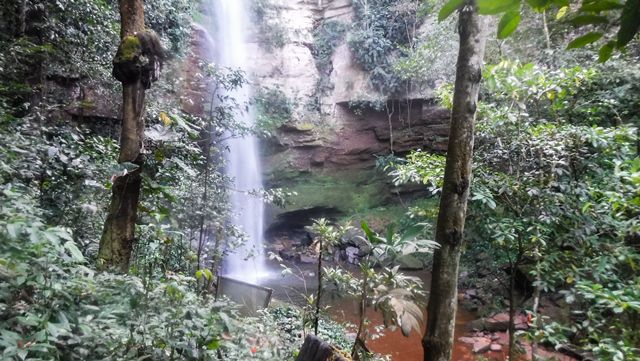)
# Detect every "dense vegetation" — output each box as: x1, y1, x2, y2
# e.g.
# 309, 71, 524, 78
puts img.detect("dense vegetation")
0, 0, 638, 360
